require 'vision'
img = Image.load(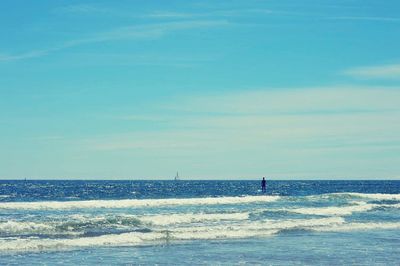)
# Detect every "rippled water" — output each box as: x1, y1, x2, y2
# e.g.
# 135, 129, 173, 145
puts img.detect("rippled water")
0, 180, 399, 265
